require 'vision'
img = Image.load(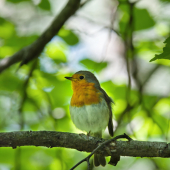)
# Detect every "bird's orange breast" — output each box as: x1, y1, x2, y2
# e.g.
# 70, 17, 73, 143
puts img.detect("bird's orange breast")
71, 81, 102, 107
